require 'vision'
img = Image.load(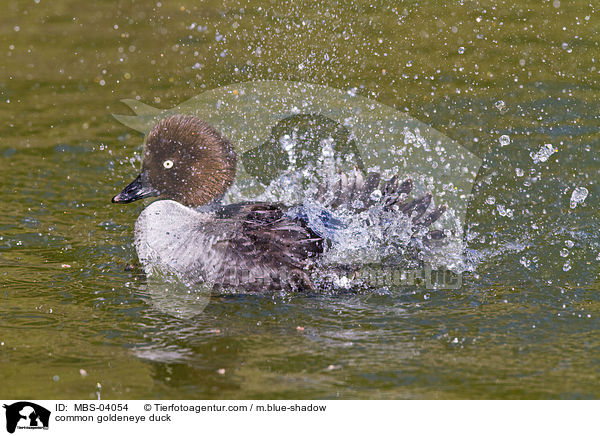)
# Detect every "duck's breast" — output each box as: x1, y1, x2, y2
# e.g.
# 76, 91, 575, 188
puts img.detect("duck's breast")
134, 200, 215, 277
